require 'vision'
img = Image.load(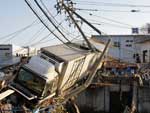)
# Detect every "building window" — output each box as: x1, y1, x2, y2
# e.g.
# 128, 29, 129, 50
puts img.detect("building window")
132, 28, 139, 34
114, 41, 120, 47
126, 40, 133, 43
0, 48, 10, 50
126, 44, 132, 47
130, 40, 133, 42
133, 53, 141, 63
5, 53, 11, 57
